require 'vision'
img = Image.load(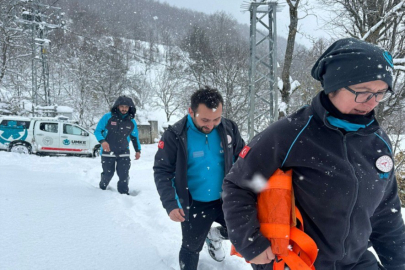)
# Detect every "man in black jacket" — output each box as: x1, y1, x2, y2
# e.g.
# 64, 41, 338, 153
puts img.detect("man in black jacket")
222, 38, 405, 269
153, 87, 245, 270
95, 96, 141, 195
